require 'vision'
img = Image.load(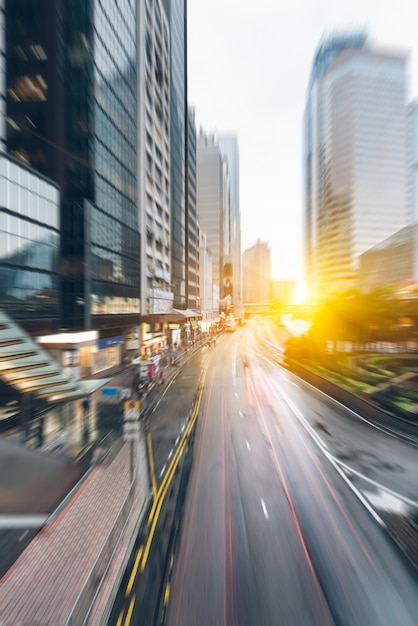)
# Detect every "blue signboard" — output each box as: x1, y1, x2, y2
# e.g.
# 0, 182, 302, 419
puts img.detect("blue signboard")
101, 387, 119, 396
